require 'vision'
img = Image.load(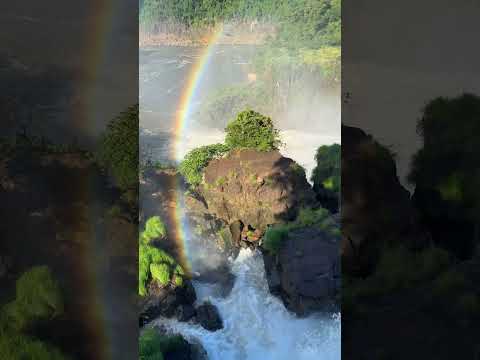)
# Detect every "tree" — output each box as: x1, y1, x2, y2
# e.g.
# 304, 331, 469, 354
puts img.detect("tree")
409, 93, 480, 257
97, 104, 139, 191
311, 144, 340, 193
225, 109, 282, 151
